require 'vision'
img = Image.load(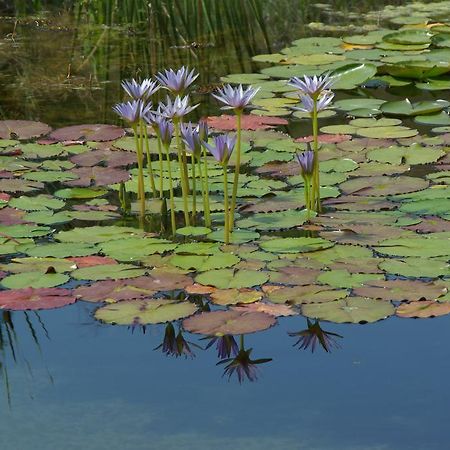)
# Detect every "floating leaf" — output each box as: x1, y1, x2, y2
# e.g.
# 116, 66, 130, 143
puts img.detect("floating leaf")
0, 120, 51, 140
182, 310, 276, 336
396, 301, 450, 318
259, 237, 334, 254
95, 299, 197, 325
0, 287, 76, 310
1, 271, 69, 289
210, 288, 263, 306
195, 269, 268, 289
267, 284, 349, 305
207, 114, 287, 131
71, 263, 147, 280
301, 297, 395, 323
50, 124, 125, 142
169, 253, 240, 272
